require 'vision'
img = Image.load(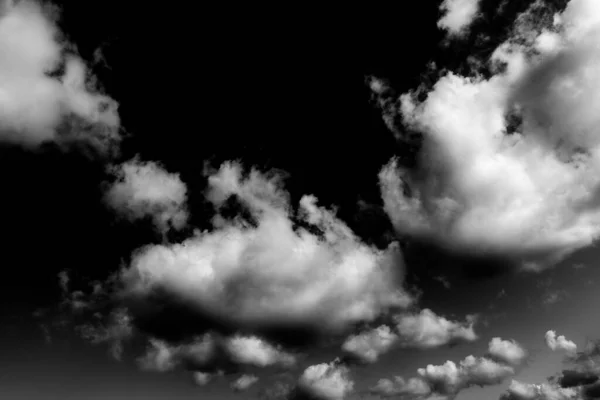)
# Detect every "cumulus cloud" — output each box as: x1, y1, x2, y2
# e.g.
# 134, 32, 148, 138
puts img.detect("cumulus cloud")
225, 335, 296, 368
298, 359, 354, 400
119, 161, 413, 334
341, 309, 477, 363
379, 0, 600, 270
546, 331, 578, 355
499, 379, 579, 400
488, 337, 527, 365
437, 0, 481, 37
394, 309, 478, 348
105, 159, 188, 232
231, 374, 259, 392
0, 0, 119, 148
192, 371, 217, 386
